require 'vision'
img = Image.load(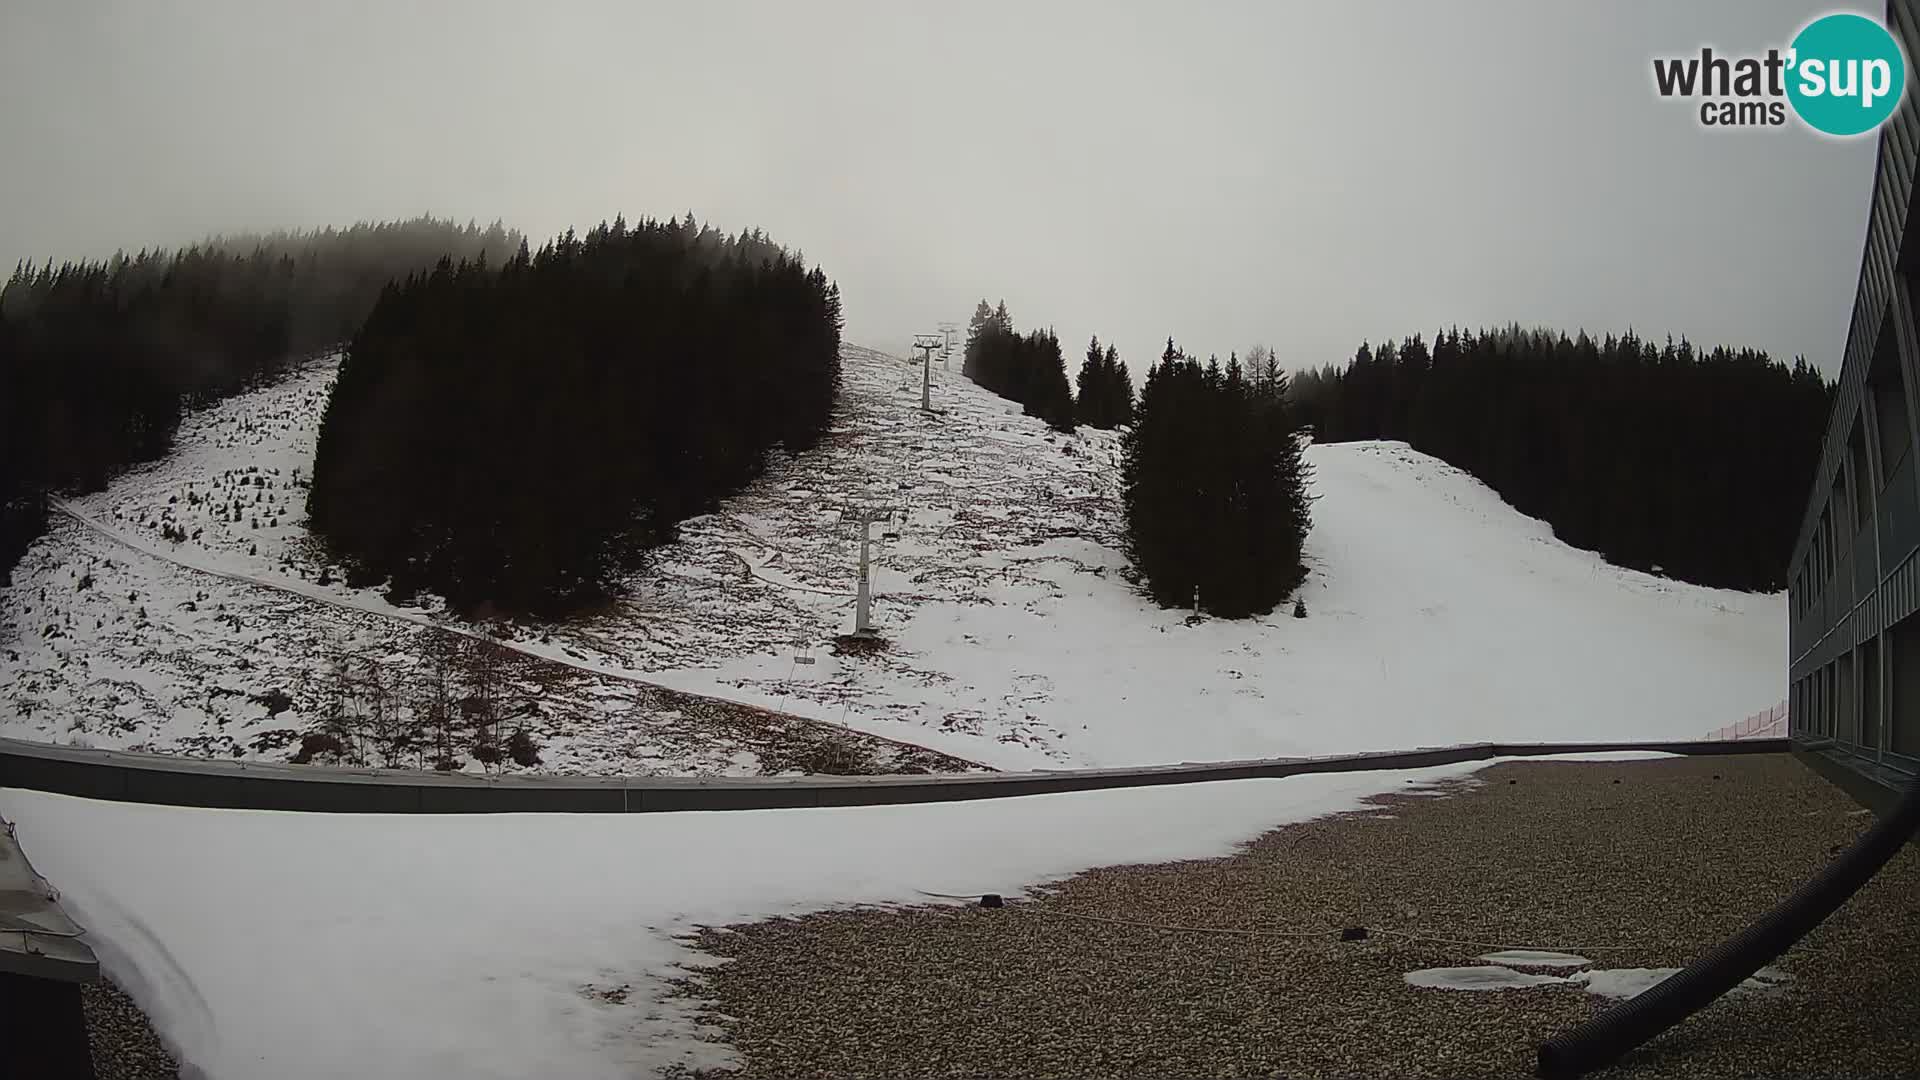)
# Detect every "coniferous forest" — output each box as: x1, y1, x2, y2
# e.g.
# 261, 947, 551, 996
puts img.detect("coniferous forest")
0, 217, 519, 585
962, 300, 1076, 431
1288, 326, 1832, 591
0, 313, 36, 584
1123, 340, 1313, 618
1074, 335, 1135, 429
306, 216, 844, 615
